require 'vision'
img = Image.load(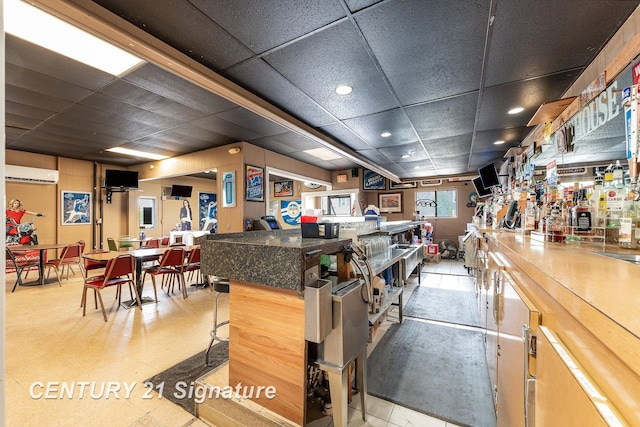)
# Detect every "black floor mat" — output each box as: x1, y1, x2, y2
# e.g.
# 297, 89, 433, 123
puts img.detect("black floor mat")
368, 319, 496, 427
144, 341, 229, 415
